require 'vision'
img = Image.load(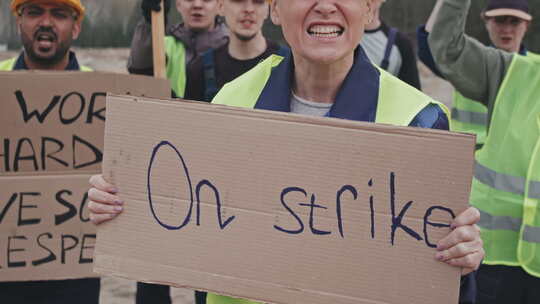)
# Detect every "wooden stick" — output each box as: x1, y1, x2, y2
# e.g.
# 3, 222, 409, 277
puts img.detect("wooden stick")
151, 0, 166, 79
